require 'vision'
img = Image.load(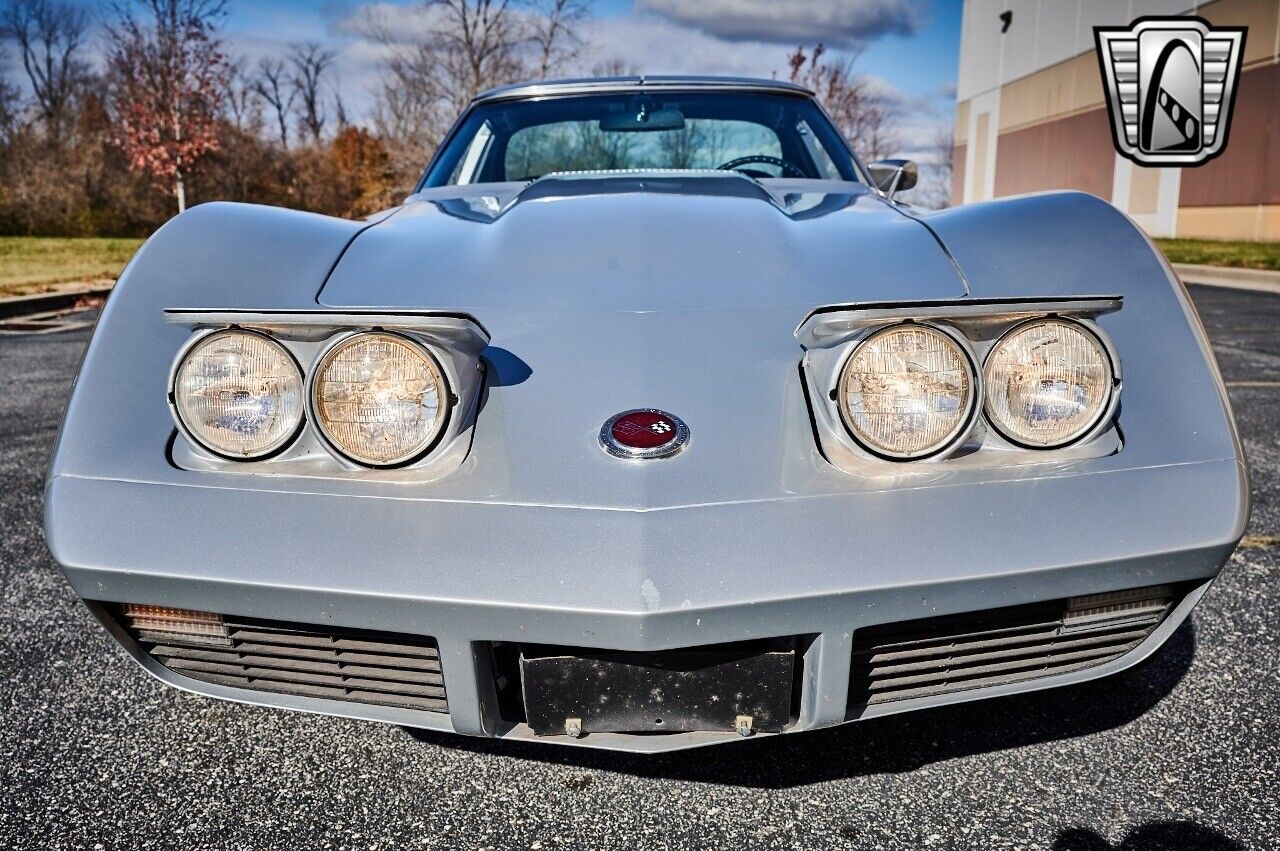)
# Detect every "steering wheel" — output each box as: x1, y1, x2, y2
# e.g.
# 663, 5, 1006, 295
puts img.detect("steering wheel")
717, 154, 806, 178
